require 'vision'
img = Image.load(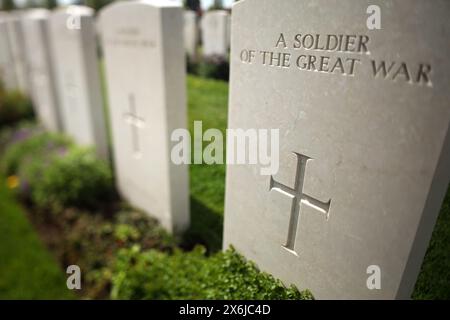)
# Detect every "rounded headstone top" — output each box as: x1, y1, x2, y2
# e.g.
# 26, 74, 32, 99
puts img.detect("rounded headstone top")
5, 10, 26, 21
101, 0, 181, 13
23, 8, 50, 20
139, 0, 182, 7
53, 5, 94, 17
204, 9, 229, 16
